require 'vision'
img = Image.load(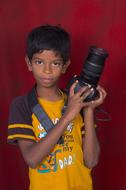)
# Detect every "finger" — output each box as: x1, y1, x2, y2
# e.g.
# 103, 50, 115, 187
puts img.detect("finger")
97, 86, 107, 98
95, 90, 104, 103
97, 85, 106, 94
99, 87, 107, 99
69, 80, 78, 96
81, 101, 92, 108
75, 86, 90, 97
101, 88, 107, 99
80, 88, 94, 101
